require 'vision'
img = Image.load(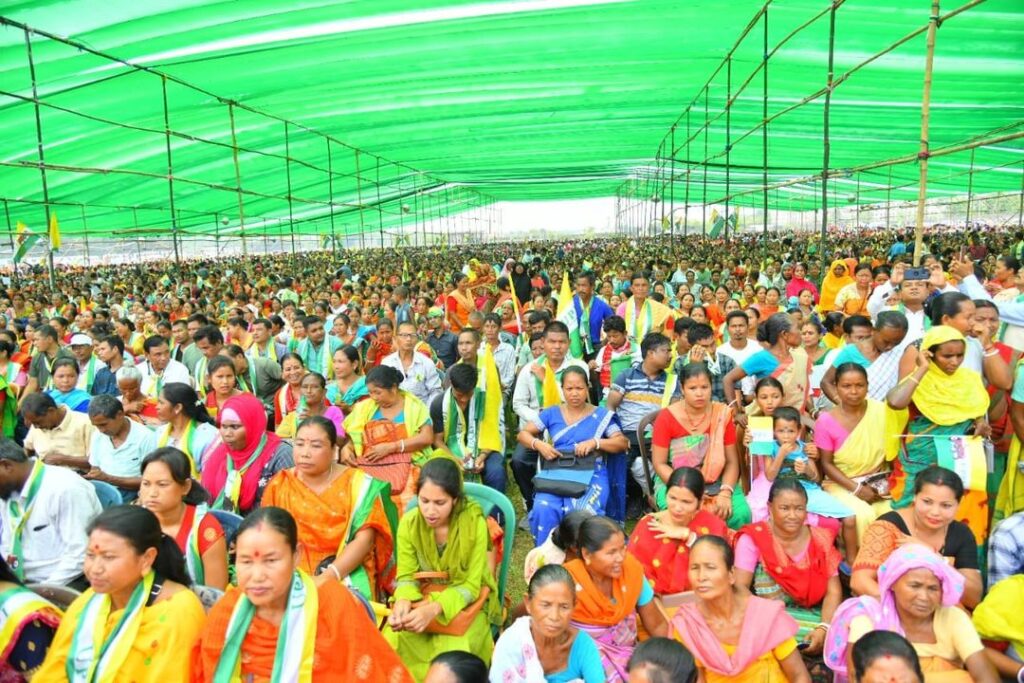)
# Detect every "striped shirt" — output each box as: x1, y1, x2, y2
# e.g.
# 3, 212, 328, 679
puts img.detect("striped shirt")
610, 364, 681, 432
